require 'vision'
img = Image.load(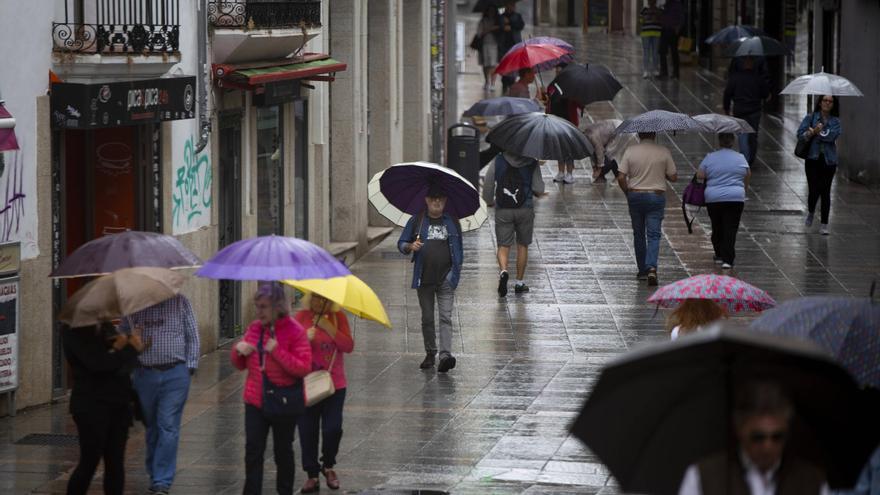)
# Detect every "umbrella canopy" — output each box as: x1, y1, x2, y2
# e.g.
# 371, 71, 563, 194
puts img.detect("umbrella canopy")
648, 273, 776, 313
462, 97, 542, 117
368, 162, 488, 232
705, 24, 763, 44
548, 63, 623, 106
571, 322, 880, 495
509, 36, 574, 54
723, 35, 789, 57
750, 296, 880, 388
283, 275, 391, 328
494, 43, 571, 76
780, 71, 864, 97
58, 267, 185, 327
195, 235, 350, 281
614, 110, 709, 134
692, 113, 756, 133
0, 103, 19, 152
486, 112, 593, 161
51, 230, 202, 278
